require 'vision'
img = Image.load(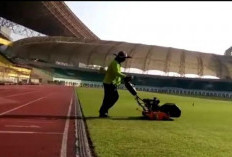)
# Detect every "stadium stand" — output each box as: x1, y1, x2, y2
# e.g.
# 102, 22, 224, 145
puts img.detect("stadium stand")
52, 68, 104, 82
0, 38, 32, 84
40, 65, 230, 92
0, 54, 31, 84
49, 67, 232, 98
